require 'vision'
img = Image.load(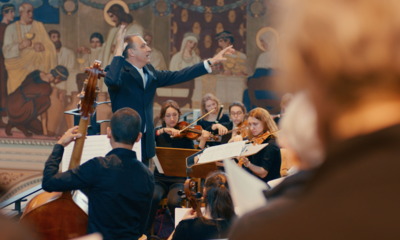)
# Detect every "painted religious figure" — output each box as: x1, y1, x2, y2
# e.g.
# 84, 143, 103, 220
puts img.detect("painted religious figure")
2, 3, 57, 94
214, 31, 248, 76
